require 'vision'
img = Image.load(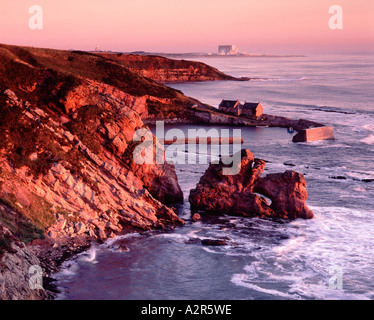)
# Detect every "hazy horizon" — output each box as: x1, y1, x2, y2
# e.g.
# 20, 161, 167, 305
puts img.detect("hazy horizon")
1, 0, 373, 55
